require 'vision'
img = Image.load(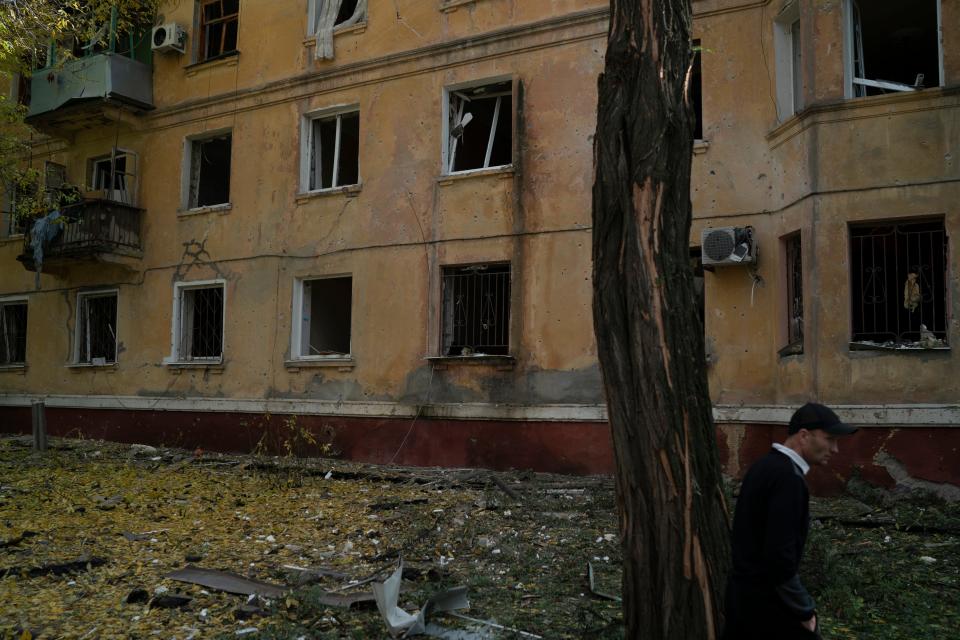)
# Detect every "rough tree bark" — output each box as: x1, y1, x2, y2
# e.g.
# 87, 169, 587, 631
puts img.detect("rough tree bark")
591, 2, 730, 639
